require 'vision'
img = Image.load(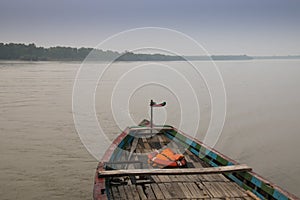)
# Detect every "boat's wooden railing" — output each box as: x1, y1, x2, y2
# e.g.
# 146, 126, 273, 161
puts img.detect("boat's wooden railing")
129, 126, 173, 131
98, 164, 251, 178
128, 126, 173, 137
